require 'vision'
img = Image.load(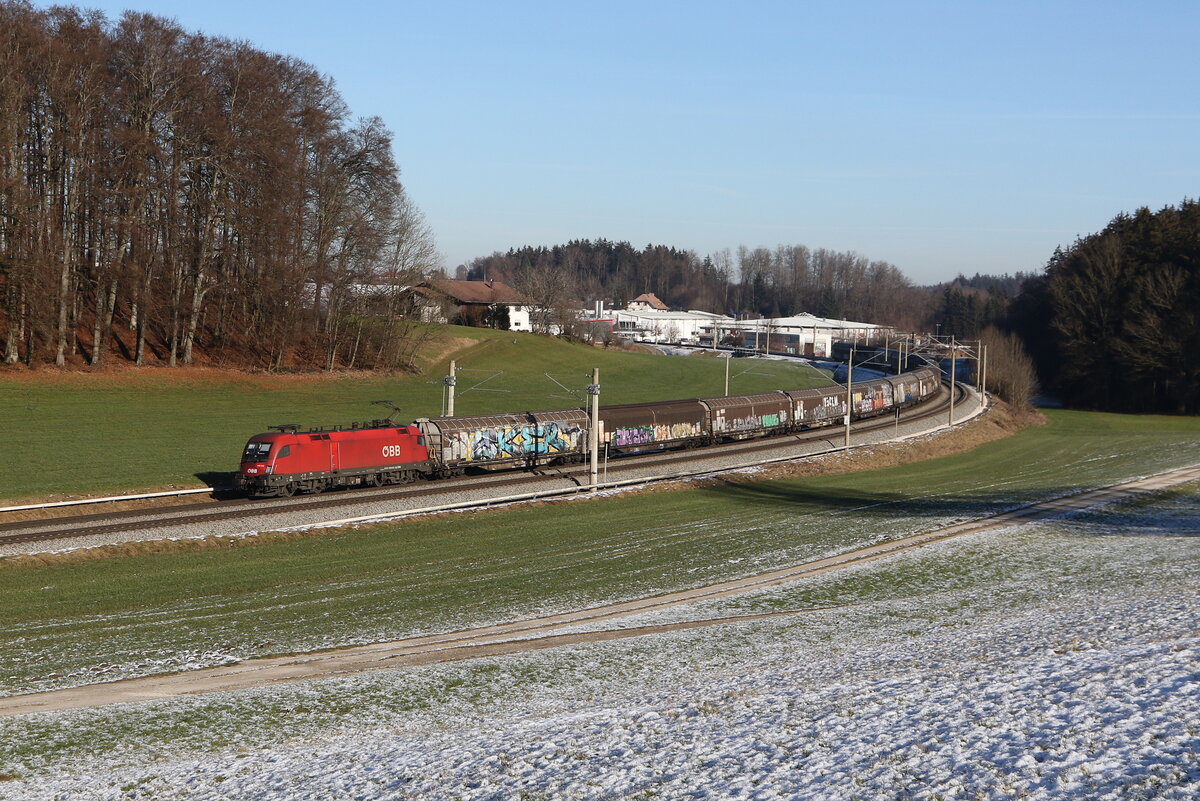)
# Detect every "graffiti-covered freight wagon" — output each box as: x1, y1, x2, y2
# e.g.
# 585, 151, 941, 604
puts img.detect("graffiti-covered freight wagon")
888, 372, 920, 405
783, 386, 847, 428
912, 367, 941, 398
701, 392, 791, 440
600, 399, 708, 454
852, 378, 895, 416
417, 410, 588, 473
